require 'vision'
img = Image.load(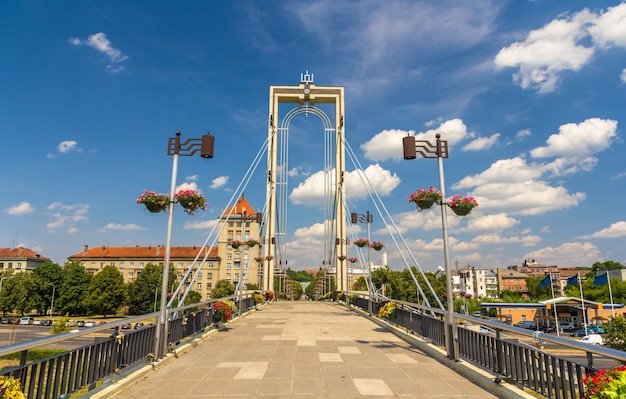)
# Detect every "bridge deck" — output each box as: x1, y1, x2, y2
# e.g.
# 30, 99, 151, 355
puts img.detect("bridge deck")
102, 301, 503, 398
